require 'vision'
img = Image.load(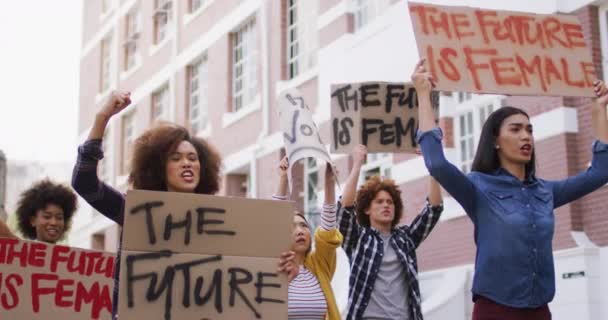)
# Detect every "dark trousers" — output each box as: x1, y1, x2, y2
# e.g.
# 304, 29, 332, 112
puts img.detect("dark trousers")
472, 296, 552, 320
